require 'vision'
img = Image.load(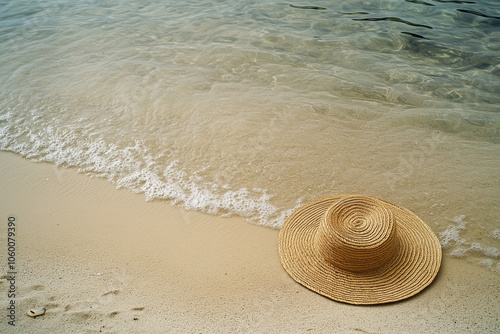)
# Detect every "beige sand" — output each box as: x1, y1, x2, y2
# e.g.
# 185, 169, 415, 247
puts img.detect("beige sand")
0, 151, 499, 333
